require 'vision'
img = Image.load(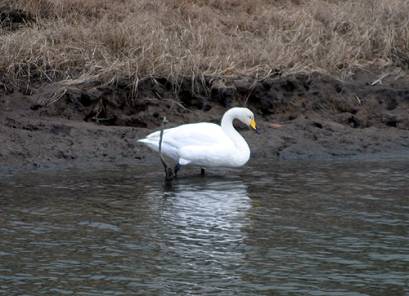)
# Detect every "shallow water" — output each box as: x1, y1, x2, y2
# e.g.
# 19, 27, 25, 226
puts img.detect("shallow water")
0, 161, 408, 295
